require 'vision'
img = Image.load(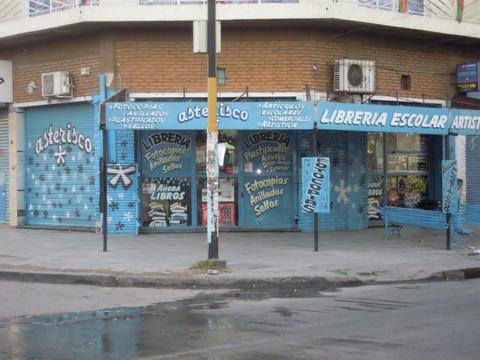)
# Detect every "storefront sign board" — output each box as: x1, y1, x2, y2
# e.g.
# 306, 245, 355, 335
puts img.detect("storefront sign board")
301, 157, 330, 214
449, 109, 480, 135
317, 102, 450, 135
105, 101, 314, 130
442, 160, 459, 214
